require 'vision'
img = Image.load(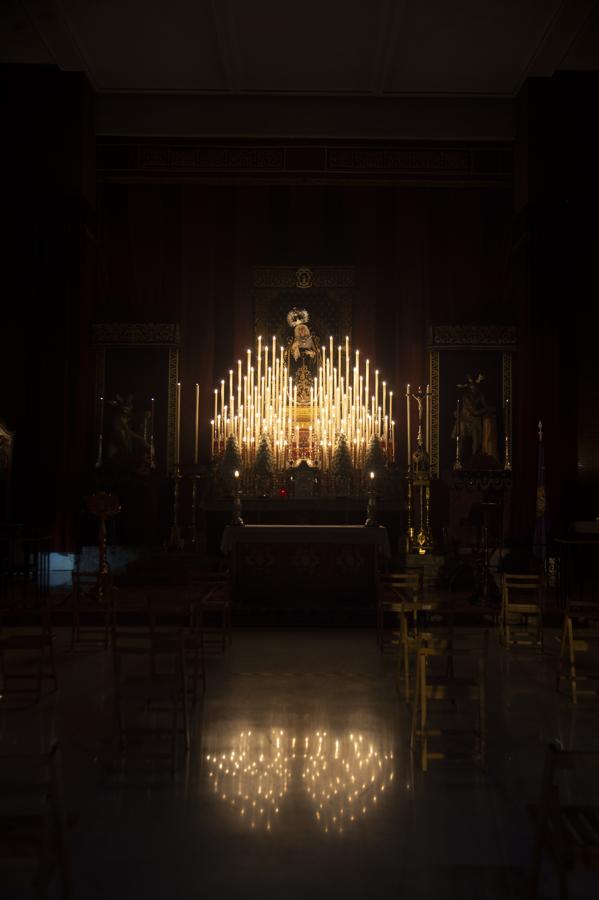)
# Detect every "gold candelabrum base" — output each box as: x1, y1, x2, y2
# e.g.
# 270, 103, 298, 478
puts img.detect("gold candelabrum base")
405, 471, 433, 555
